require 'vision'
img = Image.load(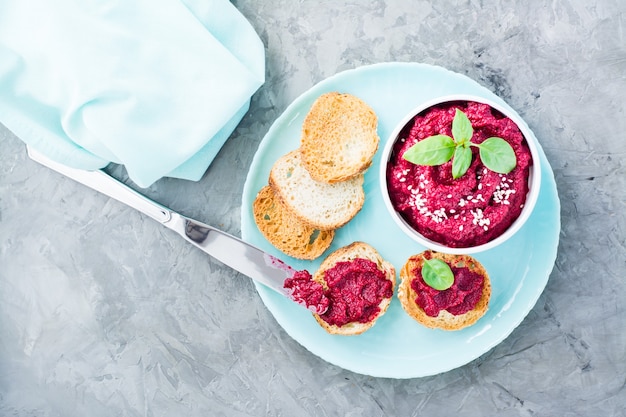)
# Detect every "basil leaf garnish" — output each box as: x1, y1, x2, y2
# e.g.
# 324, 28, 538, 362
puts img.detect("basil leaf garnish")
452, 145, 472, 179
401, 108, 518, 179
402, 135, 455, 166
422, 257, 454, 291
479, 137, 517, 174
452, 109, 473, 145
